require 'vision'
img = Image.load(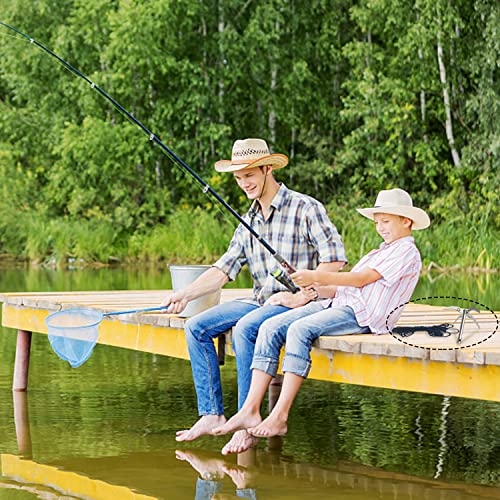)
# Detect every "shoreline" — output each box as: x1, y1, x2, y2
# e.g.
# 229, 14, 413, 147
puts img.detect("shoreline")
0, 255, 497, 275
